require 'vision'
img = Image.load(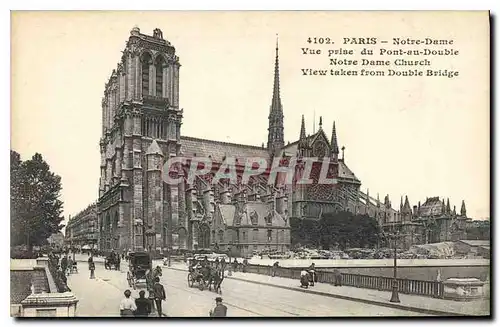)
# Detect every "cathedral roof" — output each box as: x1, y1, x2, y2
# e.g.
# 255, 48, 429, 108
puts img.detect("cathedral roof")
419, 197, 445, 217
338, 160, 360, 183
180, 136, 270, 162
